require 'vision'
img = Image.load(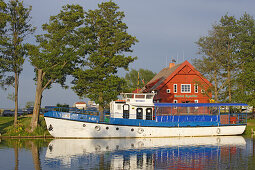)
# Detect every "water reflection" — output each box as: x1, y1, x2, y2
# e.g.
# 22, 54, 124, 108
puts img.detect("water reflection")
1, 136, 255, 169
44, 136, 247, 169
0, 139, 50, 170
